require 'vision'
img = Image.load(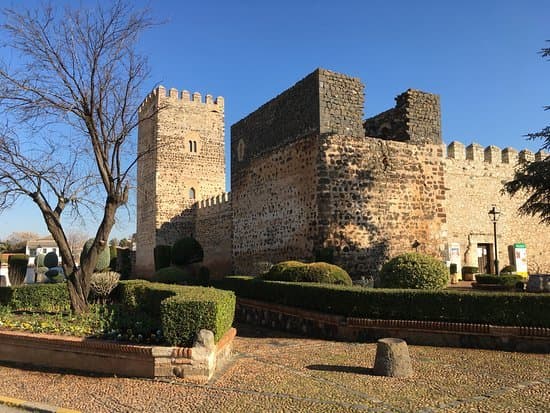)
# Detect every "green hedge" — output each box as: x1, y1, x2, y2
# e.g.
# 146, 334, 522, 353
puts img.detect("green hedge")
475, 274, 524, 288
0, 284, 69, 312
151, 265, 209, 286
216, 276, 550, 327
116, 280, 235, 346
